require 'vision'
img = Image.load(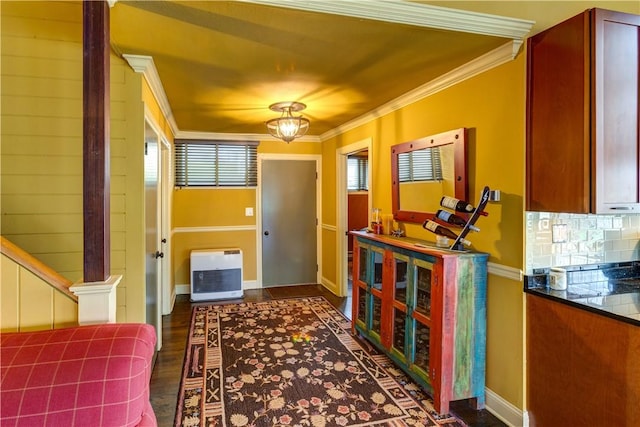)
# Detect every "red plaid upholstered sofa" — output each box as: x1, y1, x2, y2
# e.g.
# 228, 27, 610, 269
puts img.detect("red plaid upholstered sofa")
0, 323, 157, 427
